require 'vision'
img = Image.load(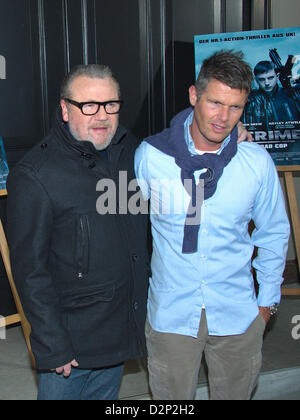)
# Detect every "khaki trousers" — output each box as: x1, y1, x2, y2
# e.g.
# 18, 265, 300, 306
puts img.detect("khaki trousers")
146, 310, 266, 400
